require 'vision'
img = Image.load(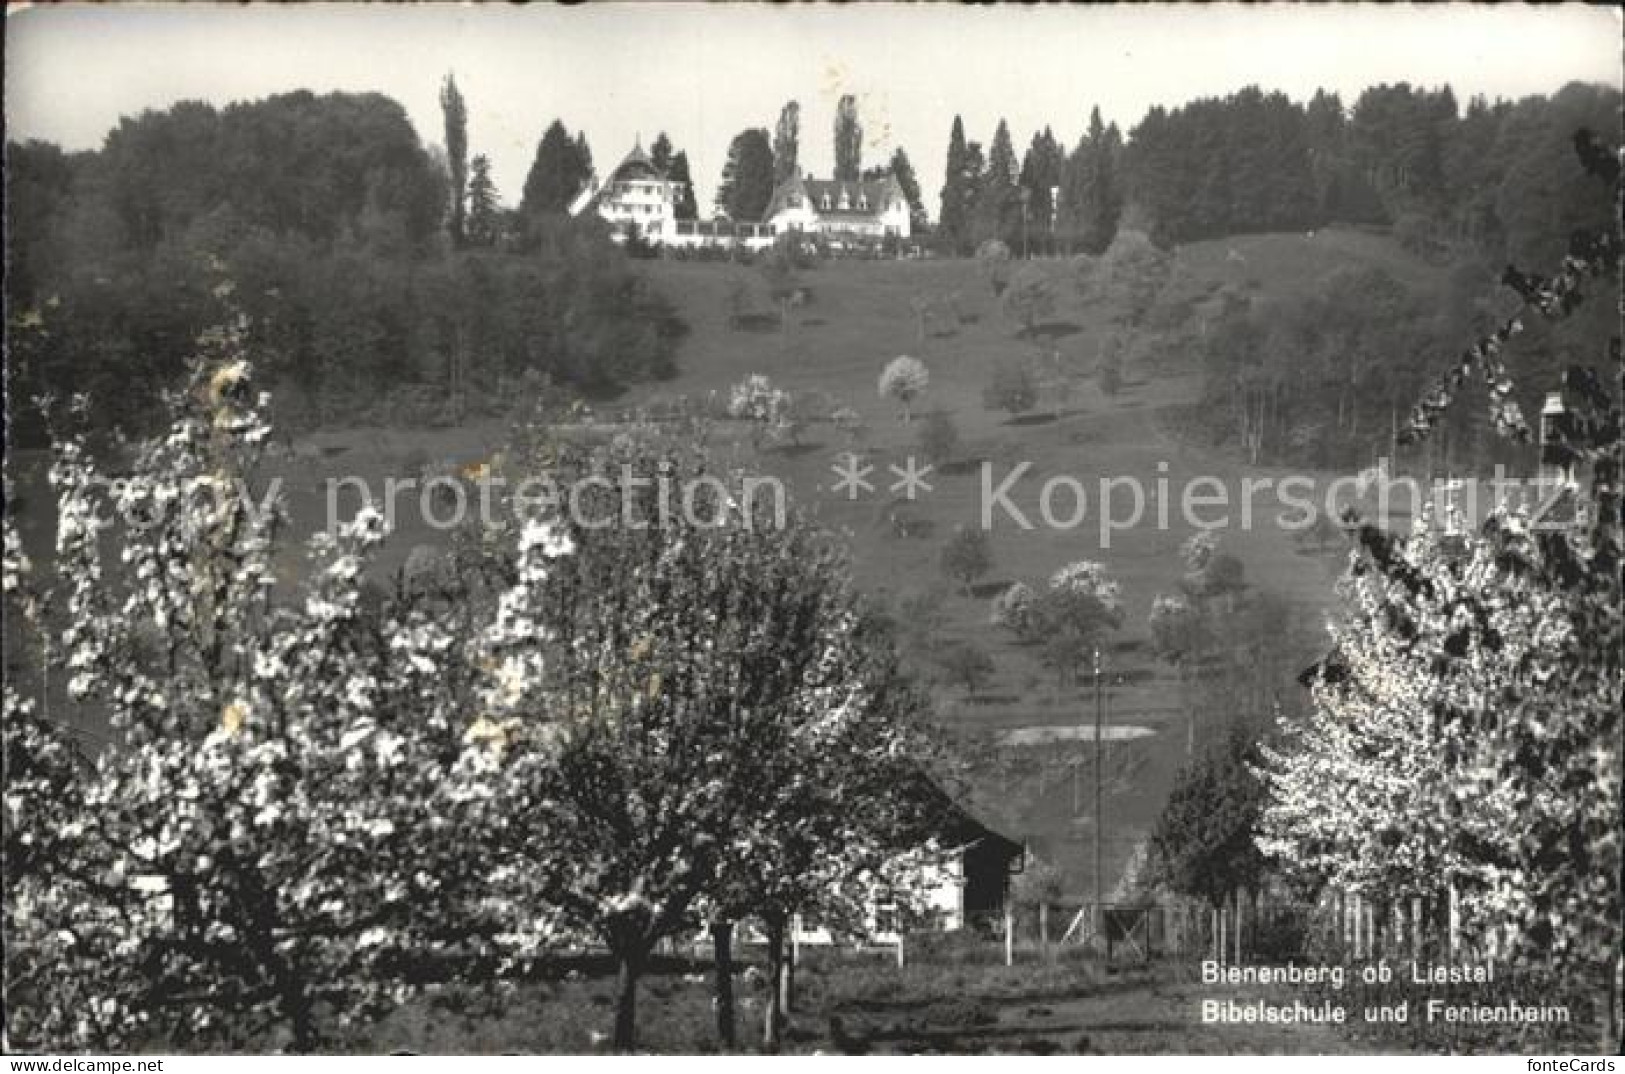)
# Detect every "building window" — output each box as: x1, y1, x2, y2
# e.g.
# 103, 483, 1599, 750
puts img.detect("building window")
821, 194, 831, 211
858, 193, 869, 210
